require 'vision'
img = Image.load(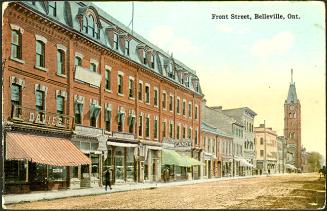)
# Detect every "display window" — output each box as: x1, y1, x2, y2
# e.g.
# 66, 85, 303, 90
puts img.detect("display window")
115, 147, 125, 181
